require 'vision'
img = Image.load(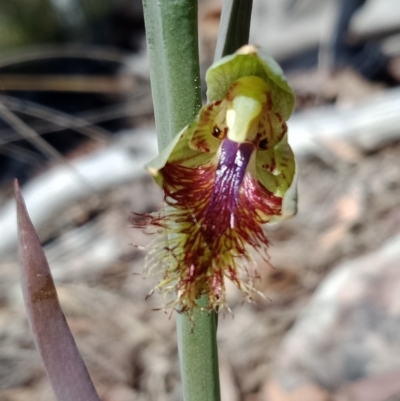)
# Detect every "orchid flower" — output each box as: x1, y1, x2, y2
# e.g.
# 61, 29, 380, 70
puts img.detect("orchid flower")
133, 45, 297, 317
